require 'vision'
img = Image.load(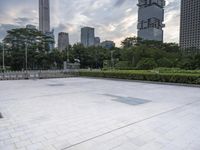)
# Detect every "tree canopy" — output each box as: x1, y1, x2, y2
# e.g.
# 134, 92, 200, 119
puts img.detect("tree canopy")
0, 32, 200, 71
